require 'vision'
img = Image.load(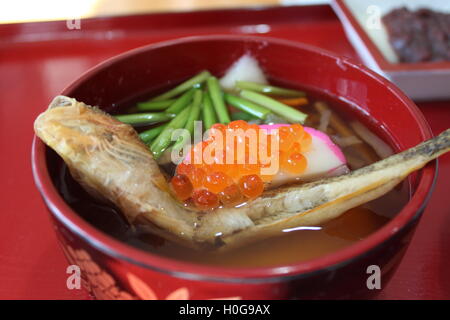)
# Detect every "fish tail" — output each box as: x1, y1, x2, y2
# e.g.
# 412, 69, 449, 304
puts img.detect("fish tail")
401, 128, 450, 164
